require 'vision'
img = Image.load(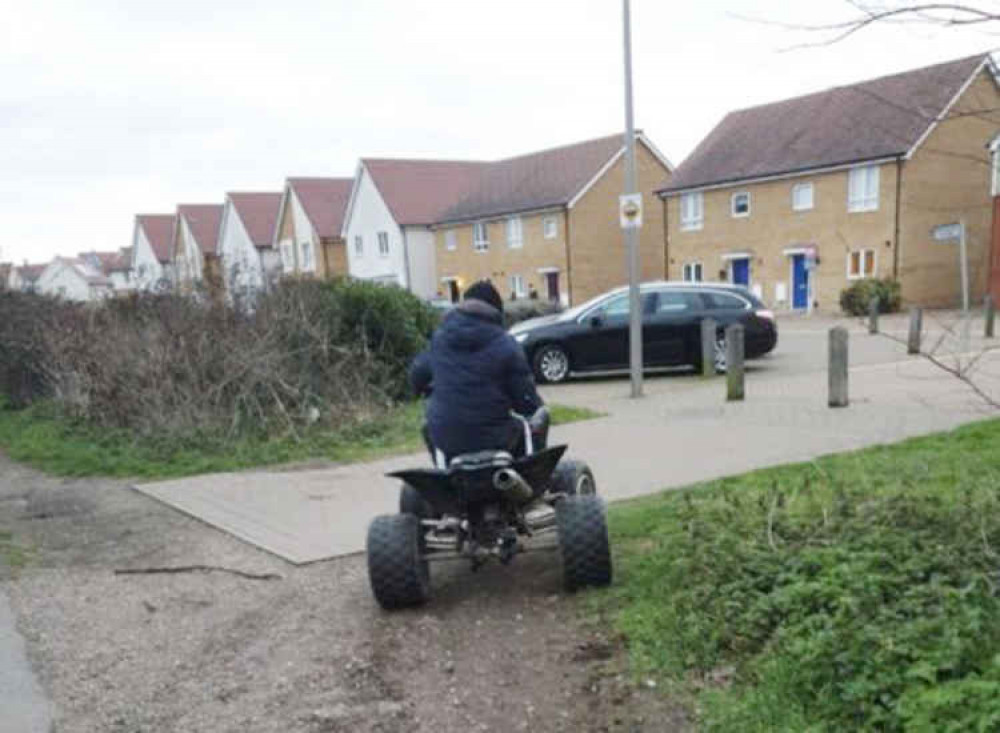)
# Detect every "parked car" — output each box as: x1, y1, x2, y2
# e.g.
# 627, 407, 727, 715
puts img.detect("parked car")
509, 282, 777, 383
